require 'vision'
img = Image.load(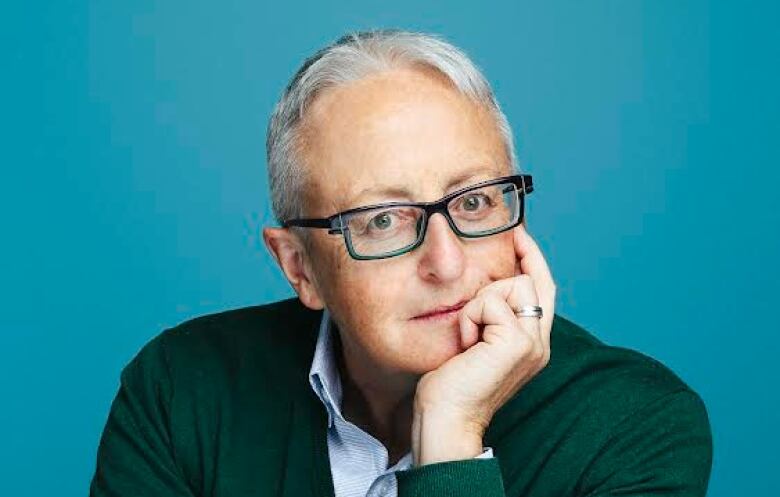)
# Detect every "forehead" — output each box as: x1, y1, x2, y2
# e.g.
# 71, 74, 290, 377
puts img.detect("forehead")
341, 164, 509, 211
300, 67, 510, 215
